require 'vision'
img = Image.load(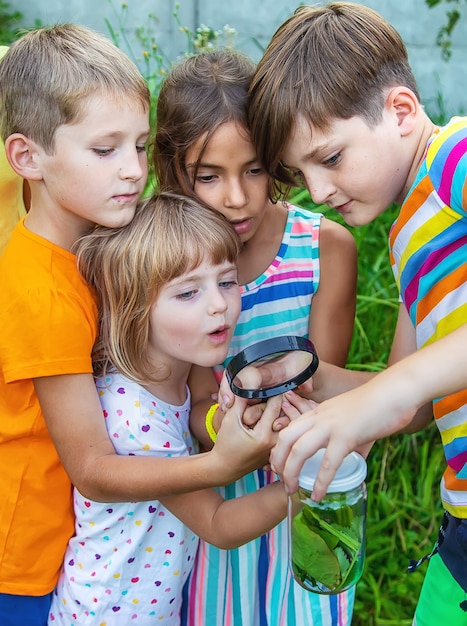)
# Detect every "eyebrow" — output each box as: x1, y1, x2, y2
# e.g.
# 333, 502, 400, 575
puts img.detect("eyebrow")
168, 264, 237, 287
186, 161, 221, 170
